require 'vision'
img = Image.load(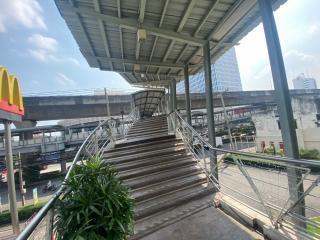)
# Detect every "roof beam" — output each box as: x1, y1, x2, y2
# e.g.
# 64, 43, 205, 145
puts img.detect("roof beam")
93, 0, 113, 70
147, 0, 170, 73
177, 0, 197, 33
58, 1, 205, 46
68, 0, 100, 68
170, 0, 220, 74
206, 0, 254, 40
117, 70, 183, 78
177, 0, 252, 76
92, 56, 185, 68
157, 0, 197, 74
193, 0, 220, 37
138, 0, 146, 23
132, 80, 172, 87
117, 0, 125, 72
136, 0, 147, 60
